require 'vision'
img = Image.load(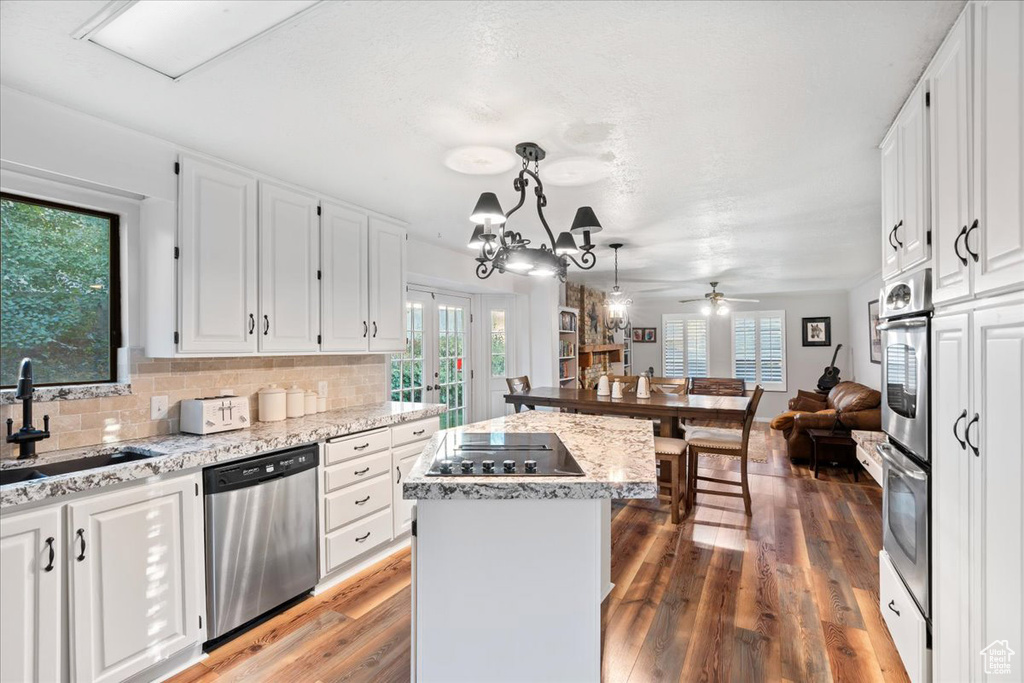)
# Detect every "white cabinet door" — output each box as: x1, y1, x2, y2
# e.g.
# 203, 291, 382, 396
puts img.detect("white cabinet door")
393, 442, 422, 537
972, 0, 1024, 297
0, 505, 62, 683
931, 313, 972, 682
930, 14, 973, 304
321, 202, 370, 352
881, 133, 902, 280
970, 299, 1024, 681
897, 87, 930, 271
69, 475, 202, 683
368, 217, 407, 353
258, 181, 320, 353
178, 156, 258, 354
